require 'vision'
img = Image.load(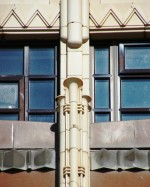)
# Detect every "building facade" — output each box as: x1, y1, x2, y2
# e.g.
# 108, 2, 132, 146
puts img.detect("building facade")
0, 0, 150, 186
